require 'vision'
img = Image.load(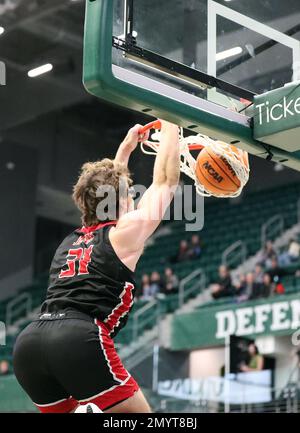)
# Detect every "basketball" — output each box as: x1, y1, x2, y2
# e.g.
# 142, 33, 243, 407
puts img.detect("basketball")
75, 403, 103, 413
195, 145, 241, 197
